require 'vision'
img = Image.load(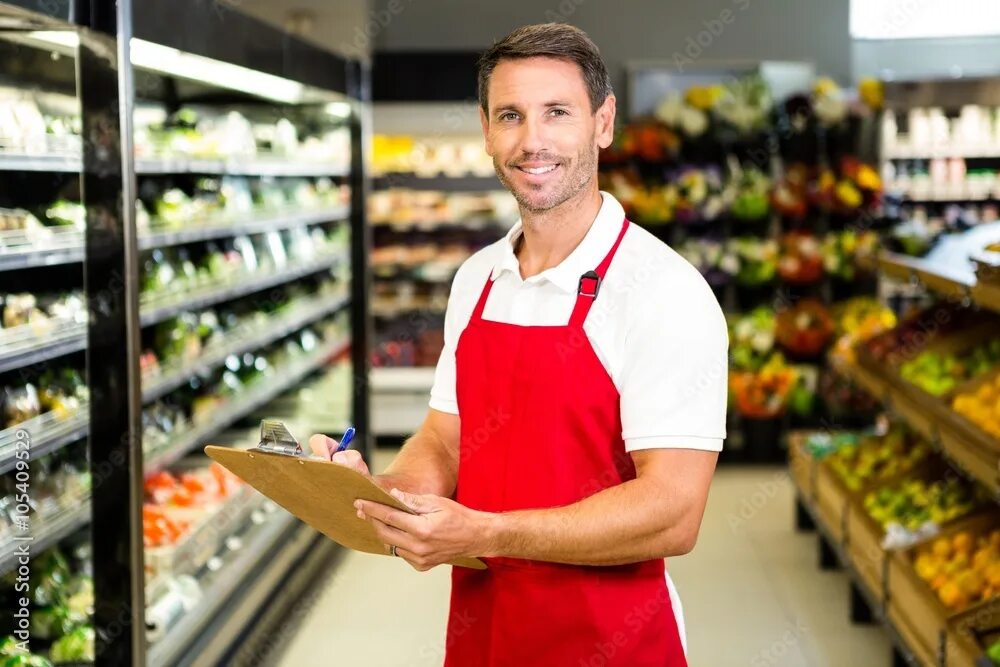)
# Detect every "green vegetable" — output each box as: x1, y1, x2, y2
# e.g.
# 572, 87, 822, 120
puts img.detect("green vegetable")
49, 626, 94, 664
31, 552, 70, 607
987, 638, 1000, 665
0, 638, 19, 656
2, 653, 53, 667
31, 606, 74, 641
